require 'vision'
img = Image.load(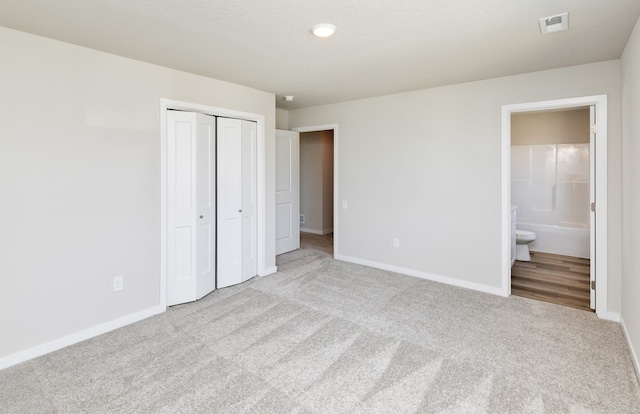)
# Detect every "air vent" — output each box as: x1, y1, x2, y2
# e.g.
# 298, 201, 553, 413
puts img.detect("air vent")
539, 12, 569, 35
